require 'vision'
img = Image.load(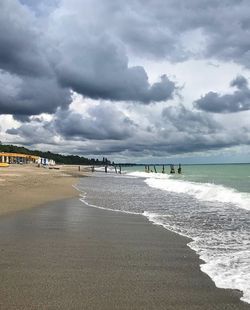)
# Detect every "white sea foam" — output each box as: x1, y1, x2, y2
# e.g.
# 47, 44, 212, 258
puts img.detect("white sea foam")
127, 171, 171, 179
190, 240, 250, 304
142, 210, 250, 304
94, 166, 118, 173
143, 176, 250, 211
75, 174, 250, 304
127, 170, 250, 210
128, 171, 250, 303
